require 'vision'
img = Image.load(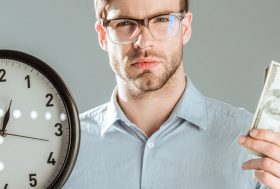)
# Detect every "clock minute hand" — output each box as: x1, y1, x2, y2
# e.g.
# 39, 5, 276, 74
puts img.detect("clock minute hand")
2, 99, 12, 133
5, 132, 49, 142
